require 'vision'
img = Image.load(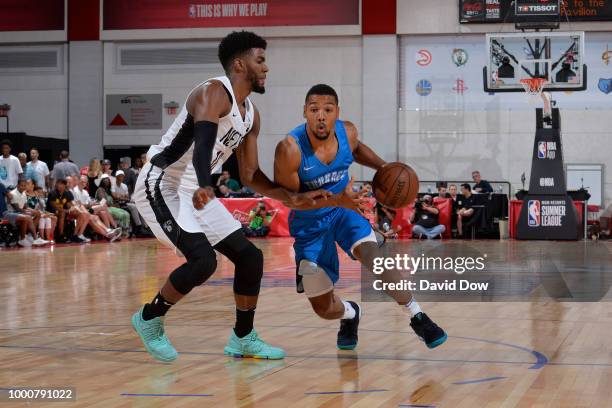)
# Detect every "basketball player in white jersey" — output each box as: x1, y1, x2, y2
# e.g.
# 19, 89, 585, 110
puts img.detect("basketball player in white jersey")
131, 31, 328, 362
